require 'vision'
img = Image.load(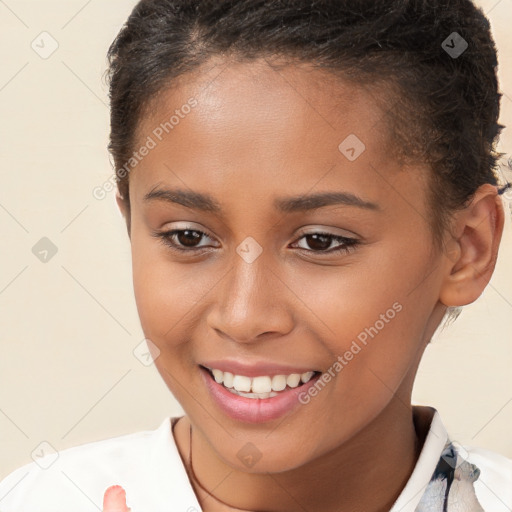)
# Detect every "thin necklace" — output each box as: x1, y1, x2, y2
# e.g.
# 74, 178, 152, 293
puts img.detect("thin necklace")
187, 423, 250, 512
